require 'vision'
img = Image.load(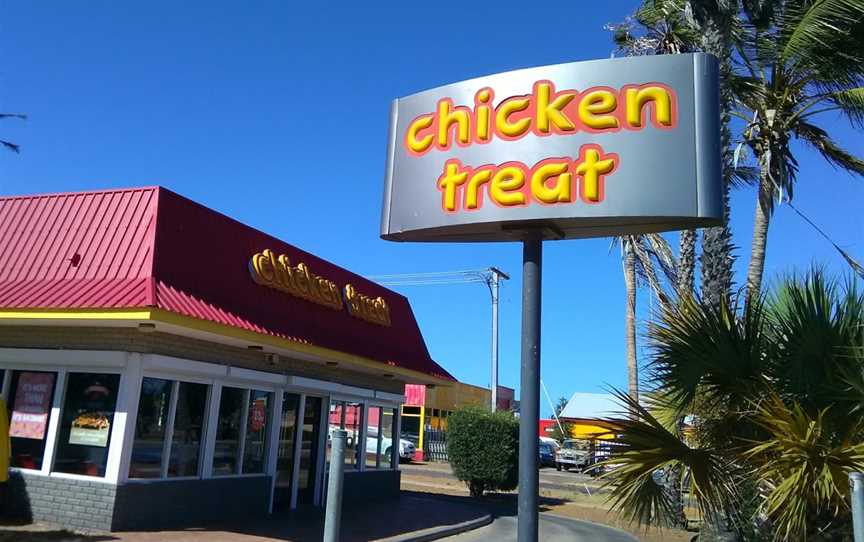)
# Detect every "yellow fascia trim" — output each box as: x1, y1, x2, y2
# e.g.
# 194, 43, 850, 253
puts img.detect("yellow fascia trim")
147, 308, 450, 385
0, 308, 152, 320
0, 307, 449, 385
